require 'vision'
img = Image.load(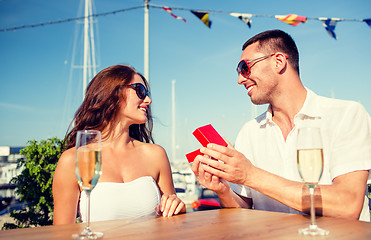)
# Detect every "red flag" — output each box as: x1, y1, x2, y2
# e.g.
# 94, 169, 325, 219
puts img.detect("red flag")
275, 14, 307, 26
162, 7, 187, 23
